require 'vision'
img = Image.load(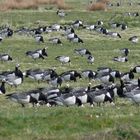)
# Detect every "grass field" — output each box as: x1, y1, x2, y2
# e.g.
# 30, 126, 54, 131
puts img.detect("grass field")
0, 0, 140, 140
